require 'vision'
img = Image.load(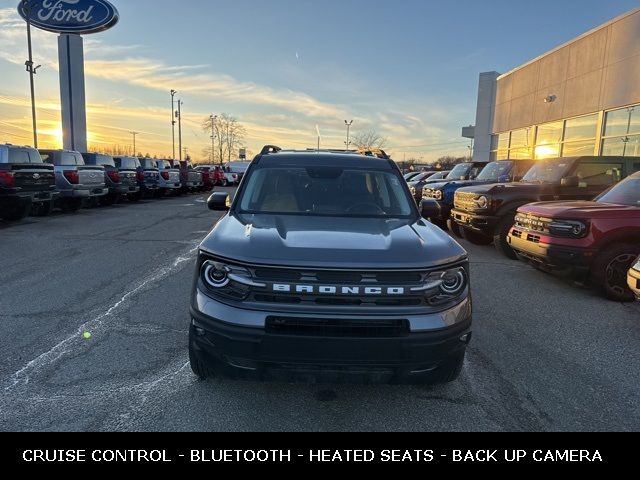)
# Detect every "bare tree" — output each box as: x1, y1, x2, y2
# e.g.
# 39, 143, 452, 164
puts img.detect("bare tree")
351, 129, 387, 150
202, 114, 247, 164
